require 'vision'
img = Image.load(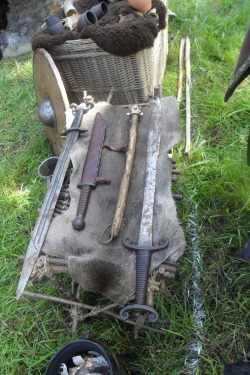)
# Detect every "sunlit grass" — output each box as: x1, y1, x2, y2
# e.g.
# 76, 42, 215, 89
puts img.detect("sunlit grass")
166, 0, 250, 373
